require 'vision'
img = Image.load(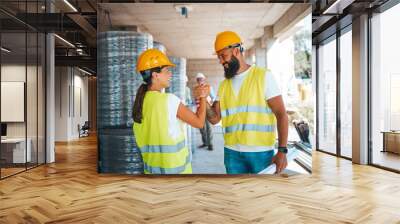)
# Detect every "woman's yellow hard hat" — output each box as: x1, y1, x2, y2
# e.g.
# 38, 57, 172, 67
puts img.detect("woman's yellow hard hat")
136, 49, 175, 72
214, 31, 242, 53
